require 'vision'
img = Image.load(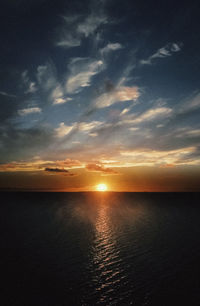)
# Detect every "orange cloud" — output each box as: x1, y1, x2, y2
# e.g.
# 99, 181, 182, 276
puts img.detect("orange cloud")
85, 163, 119, 175
115, 86, 139, 101
0, 158, 83, 172
56, 158, 83, 168
0, 162, 39, 172
159, 163, 175, 168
